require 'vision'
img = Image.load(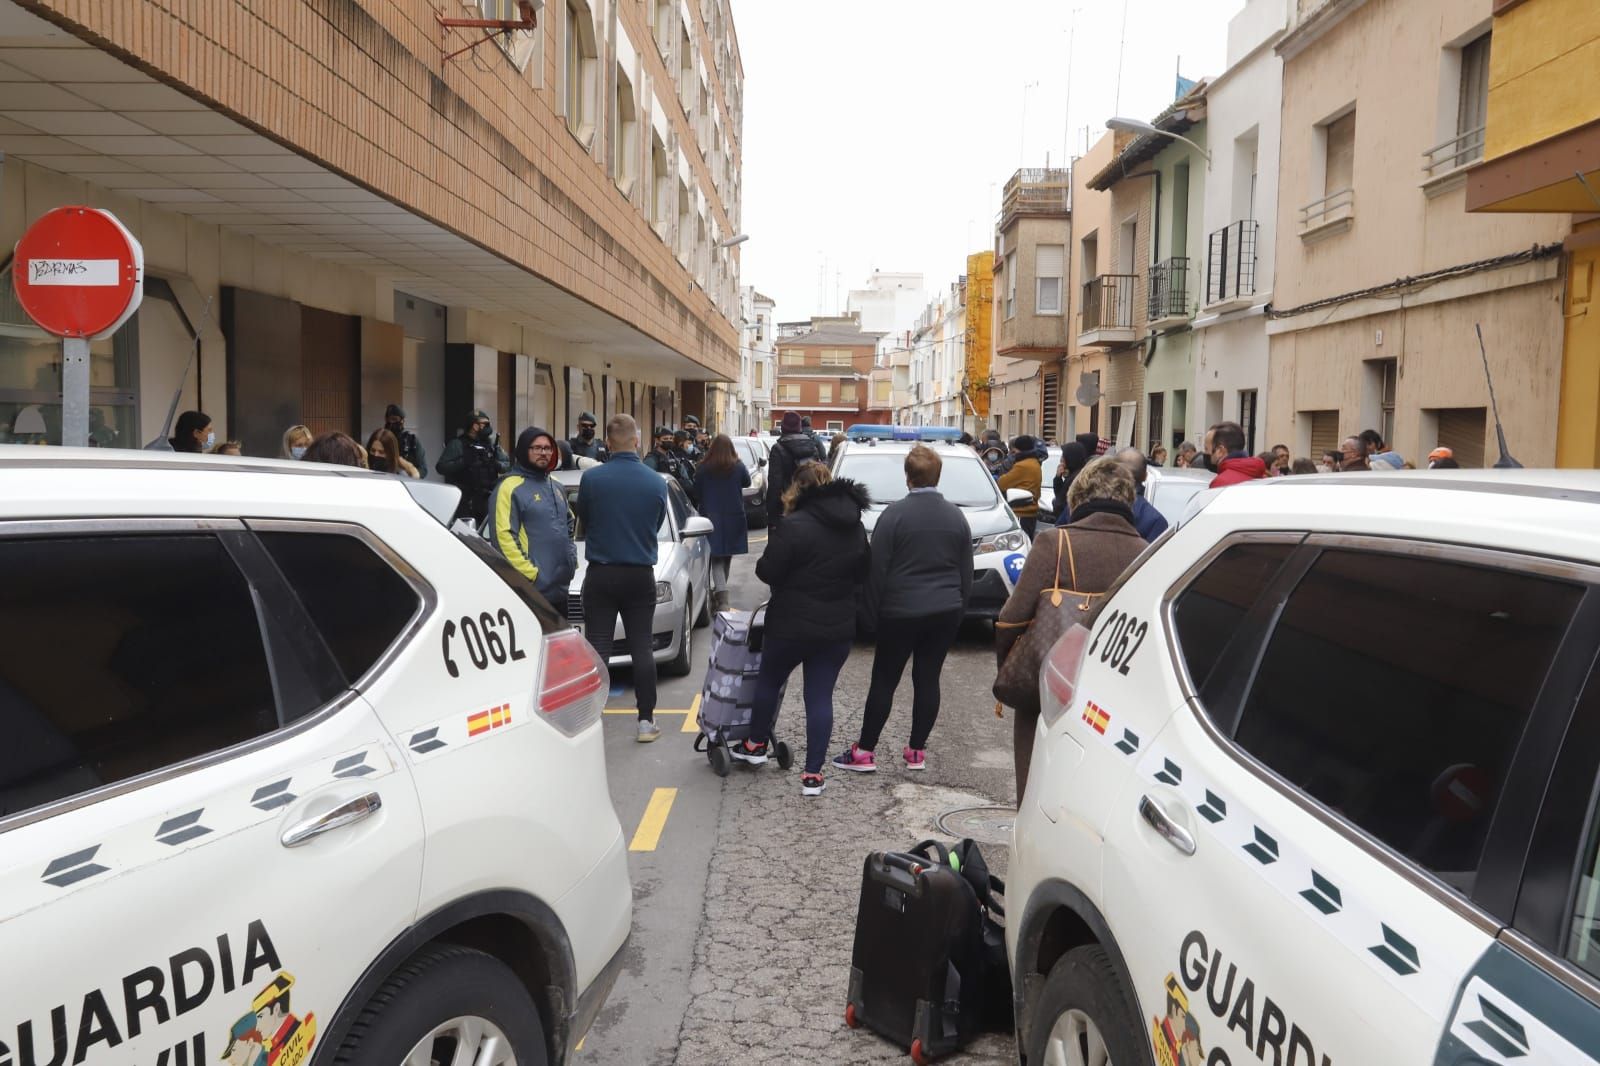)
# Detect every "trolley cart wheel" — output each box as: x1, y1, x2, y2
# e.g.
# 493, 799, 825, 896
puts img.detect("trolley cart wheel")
844, 1004, 859, 1030
708, 744, 731, 777
910, 1038, 931, 1065
773, 741, 794, 771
